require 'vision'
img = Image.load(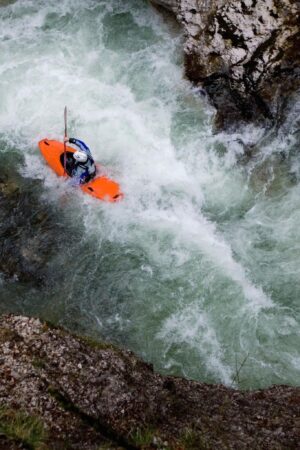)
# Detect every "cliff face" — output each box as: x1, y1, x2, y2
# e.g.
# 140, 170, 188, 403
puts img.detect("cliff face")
0, 314, 300, 449
151, 0, 300, 130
